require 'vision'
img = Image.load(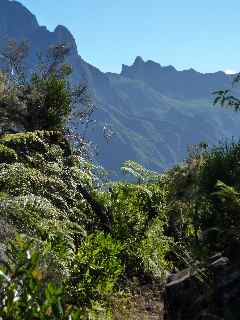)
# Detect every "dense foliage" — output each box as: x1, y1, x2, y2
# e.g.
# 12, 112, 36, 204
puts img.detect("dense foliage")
1, 43, 240, 319
1, 126, 240, 318
0, 128, 173, 318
